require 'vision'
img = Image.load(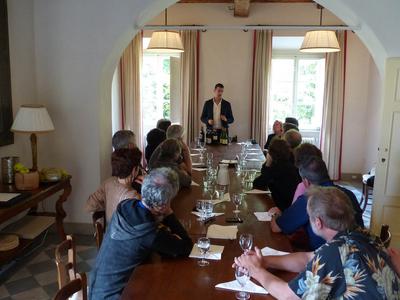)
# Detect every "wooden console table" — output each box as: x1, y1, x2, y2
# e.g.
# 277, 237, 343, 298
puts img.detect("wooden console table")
0, 177, 71, 266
